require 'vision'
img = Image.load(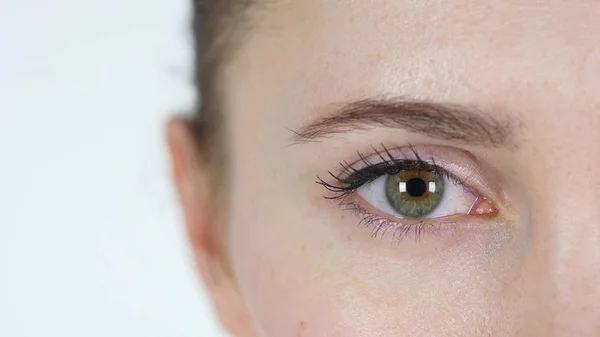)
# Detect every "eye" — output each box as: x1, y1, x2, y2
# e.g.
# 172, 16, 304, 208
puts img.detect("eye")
316, 145, 500, 228
356, 169, 490, 219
